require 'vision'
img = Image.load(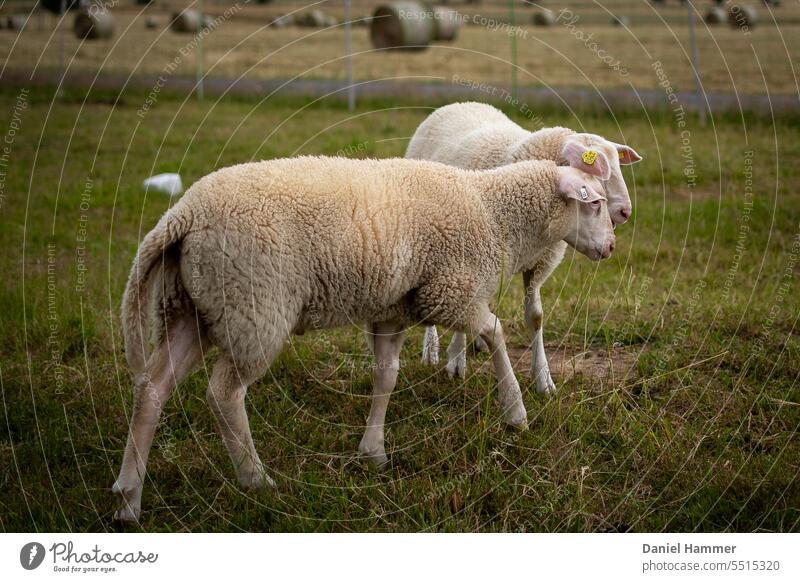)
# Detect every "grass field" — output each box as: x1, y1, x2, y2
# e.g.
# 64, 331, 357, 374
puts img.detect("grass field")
1, 1, 799, 95
1, 85, 799, 532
